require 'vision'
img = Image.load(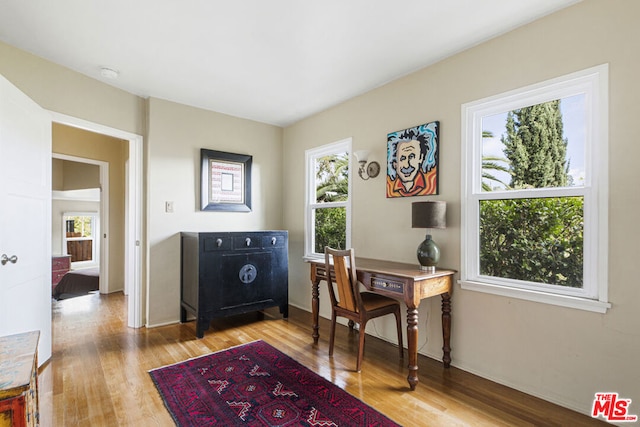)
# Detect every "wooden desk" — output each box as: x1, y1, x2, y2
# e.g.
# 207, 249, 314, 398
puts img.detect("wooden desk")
308, 257, 455, 390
